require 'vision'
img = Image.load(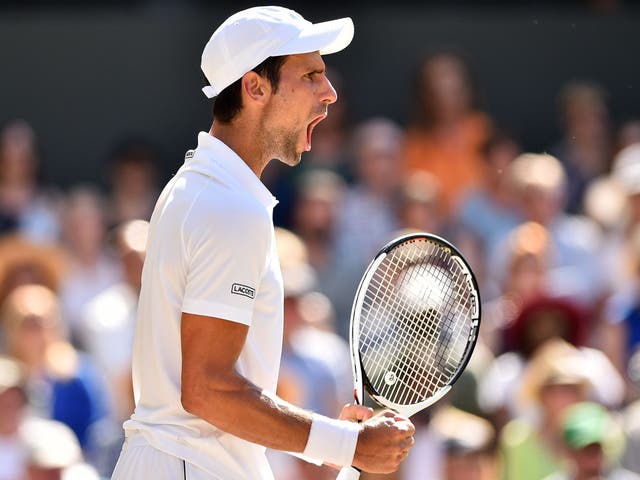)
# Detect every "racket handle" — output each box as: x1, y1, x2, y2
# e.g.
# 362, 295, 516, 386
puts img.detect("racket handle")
336, 467, 361, 480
